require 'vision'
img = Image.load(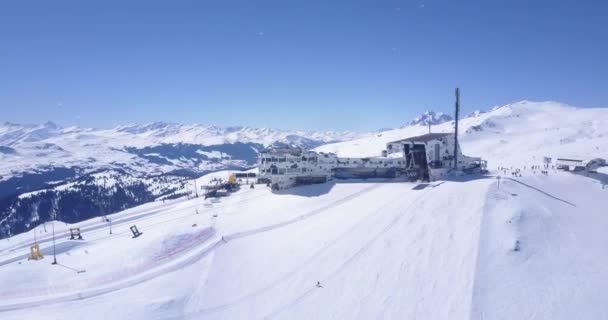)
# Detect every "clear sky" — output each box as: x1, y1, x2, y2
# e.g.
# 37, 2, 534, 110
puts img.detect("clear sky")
1, 0, 607, 131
